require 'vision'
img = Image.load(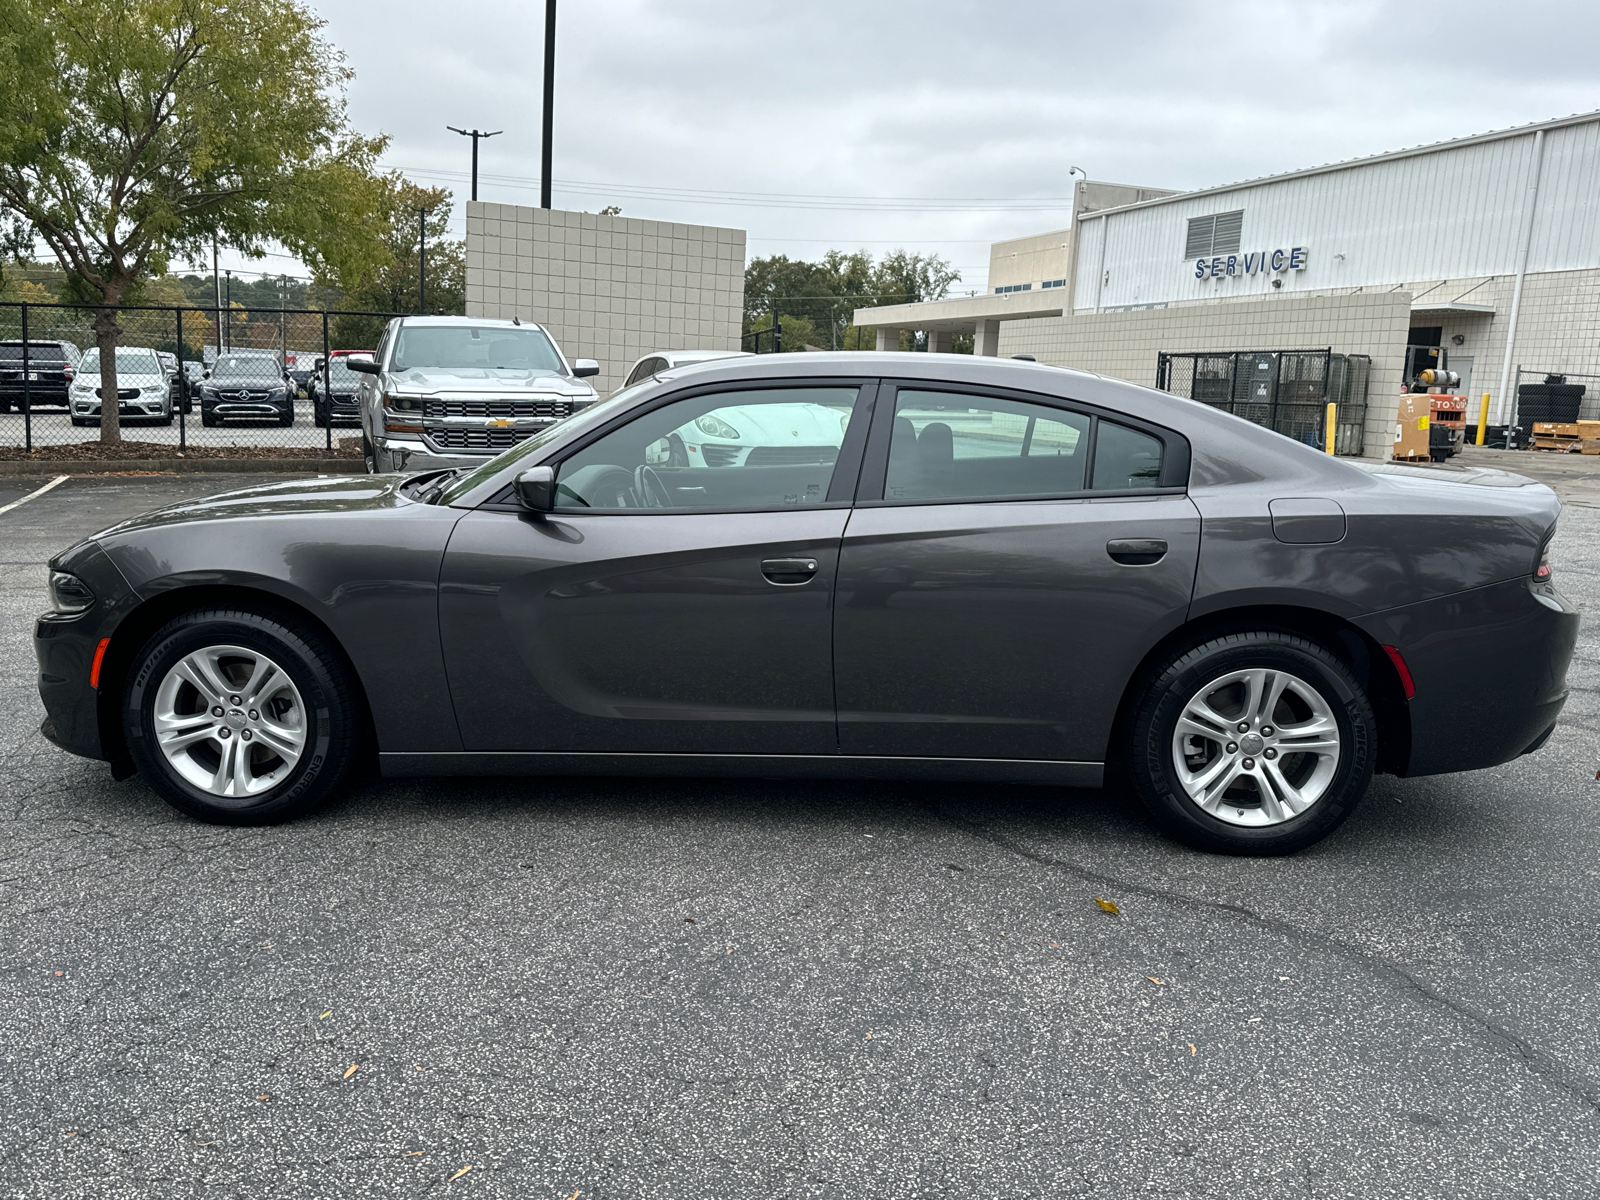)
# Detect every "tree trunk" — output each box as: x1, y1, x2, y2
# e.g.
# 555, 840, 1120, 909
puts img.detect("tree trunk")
93, 303, 123, 445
